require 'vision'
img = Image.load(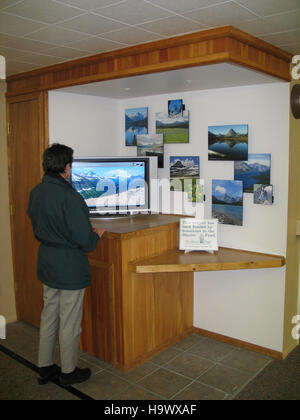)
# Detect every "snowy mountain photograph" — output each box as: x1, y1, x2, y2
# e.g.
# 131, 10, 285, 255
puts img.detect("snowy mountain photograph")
254, 184, 273, 205
170, 156, 199, 178
125, 107, 148, 146
71, 163, 146, 209
212, 179, 243, 226
208, 124, 248, 161
234, 153, 271, 193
